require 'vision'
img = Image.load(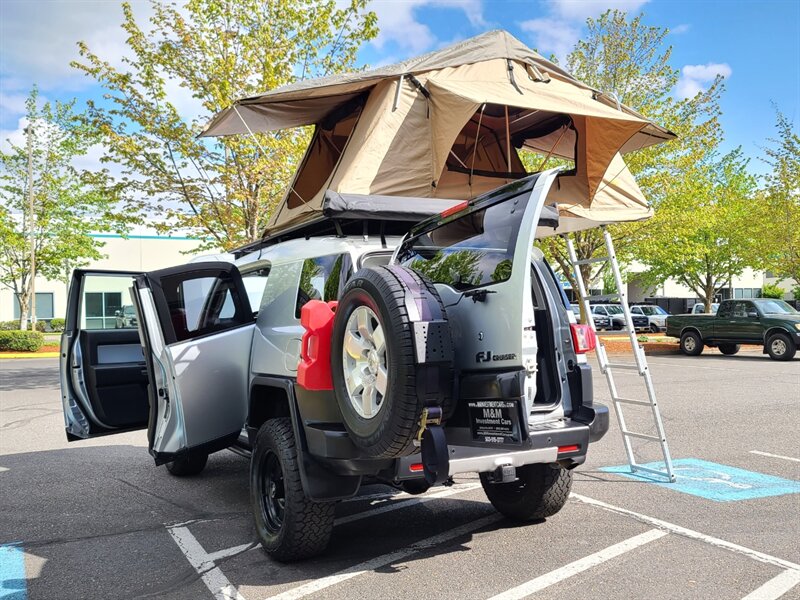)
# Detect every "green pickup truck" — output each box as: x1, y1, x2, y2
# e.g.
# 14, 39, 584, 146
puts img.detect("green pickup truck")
665, 298, 800, 361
